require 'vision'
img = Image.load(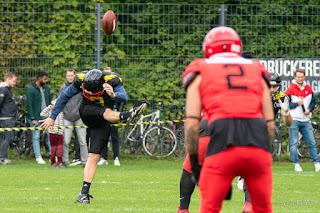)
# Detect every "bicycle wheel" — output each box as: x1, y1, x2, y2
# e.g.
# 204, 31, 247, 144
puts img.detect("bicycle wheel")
12, 121, 32, 155
143, 126, 177, 157
271, 126, 281, 156
174, 127, 186, 157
